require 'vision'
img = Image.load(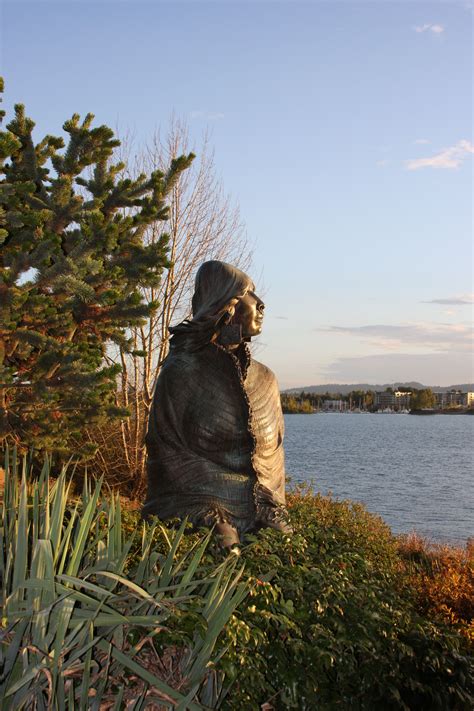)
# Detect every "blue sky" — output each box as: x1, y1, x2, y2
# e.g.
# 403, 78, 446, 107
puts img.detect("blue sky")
2, 0, 473, 387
